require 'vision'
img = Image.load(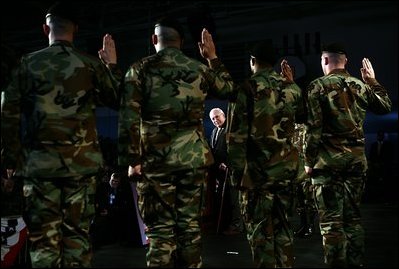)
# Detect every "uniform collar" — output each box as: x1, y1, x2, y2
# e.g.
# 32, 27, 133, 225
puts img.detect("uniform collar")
158, 47, 182, 55
50, 40, 74, 48
328, 69, 350, 76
